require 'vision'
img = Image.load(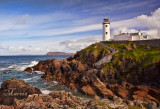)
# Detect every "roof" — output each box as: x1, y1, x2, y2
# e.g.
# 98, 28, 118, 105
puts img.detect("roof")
130, 33, 139, 36
103, 18, 110, 24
